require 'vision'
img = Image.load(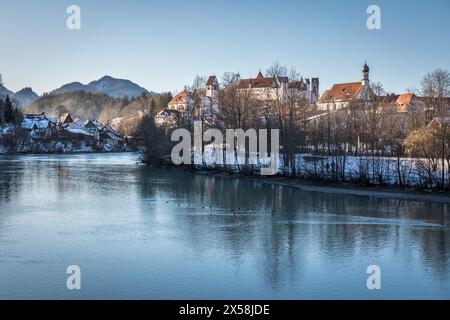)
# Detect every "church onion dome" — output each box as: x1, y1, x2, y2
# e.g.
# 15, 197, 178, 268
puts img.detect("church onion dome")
363, 62, 370, 73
